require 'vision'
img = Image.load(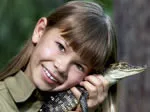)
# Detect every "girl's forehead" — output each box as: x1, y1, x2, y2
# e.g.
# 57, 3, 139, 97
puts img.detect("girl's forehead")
49, 29, 92, 68
44, 27, 103, 71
